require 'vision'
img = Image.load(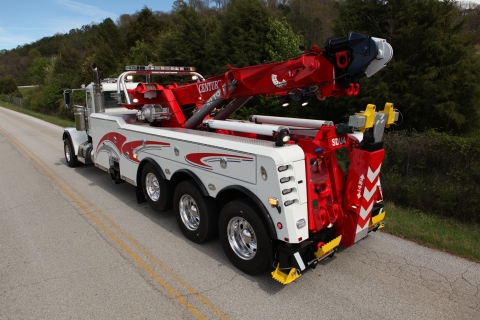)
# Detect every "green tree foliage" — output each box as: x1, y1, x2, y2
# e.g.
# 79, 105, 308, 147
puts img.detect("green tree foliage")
126, 7, 171, 48
331, 0, 480, 133
29, 77, 63, 113
127, 39, 162, 67
265, 17, 303, 61
26, 57, 51, 85
54, 44, 82, 88
28, 48, 42, 60
158, 1, 215, 71
278, 0, 334, 48
0, 76, 21, 96
84, 19, 124, 78
206, 0, 271, 73
228, 11, 304, 119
